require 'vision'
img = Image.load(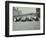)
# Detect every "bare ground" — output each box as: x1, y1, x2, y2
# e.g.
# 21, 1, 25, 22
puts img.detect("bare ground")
13, 21, 40, 31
